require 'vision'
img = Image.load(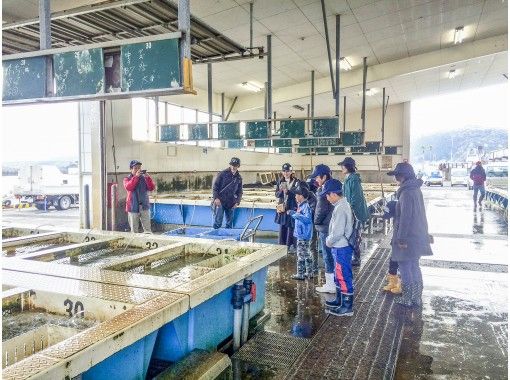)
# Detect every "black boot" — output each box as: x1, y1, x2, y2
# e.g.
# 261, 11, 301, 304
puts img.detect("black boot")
395, 284, 413, 307
326, 293, 353, 317
411, 281, 423, 307
351, 248, 361, 266
325, 288, 342, 309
